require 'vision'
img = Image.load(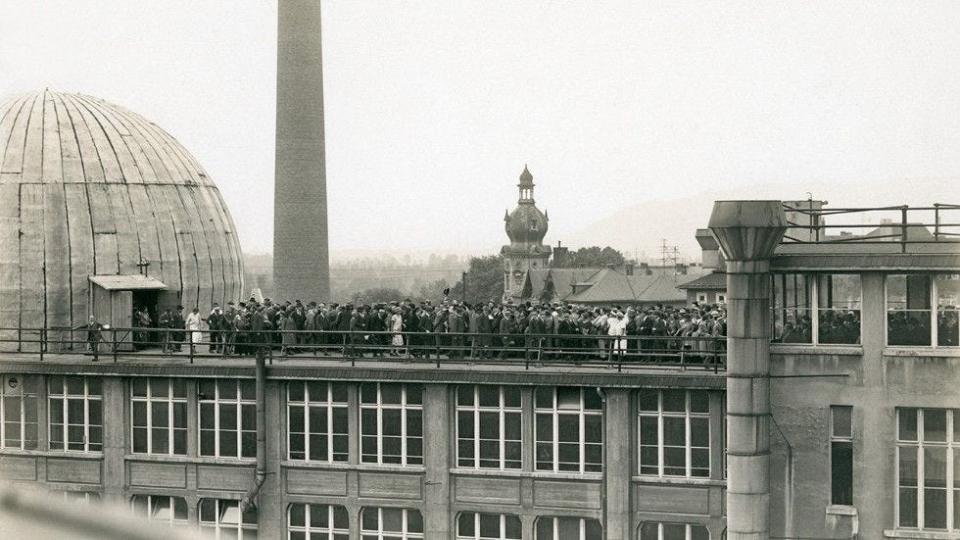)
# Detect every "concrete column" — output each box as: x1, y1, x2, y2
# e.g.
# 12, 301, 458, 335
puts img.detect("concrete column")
257, 379, 284, 539
603, 388, 631, 540
709, 201, 787, 540
101, 377, 125, 502
423, 384, 451, 537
